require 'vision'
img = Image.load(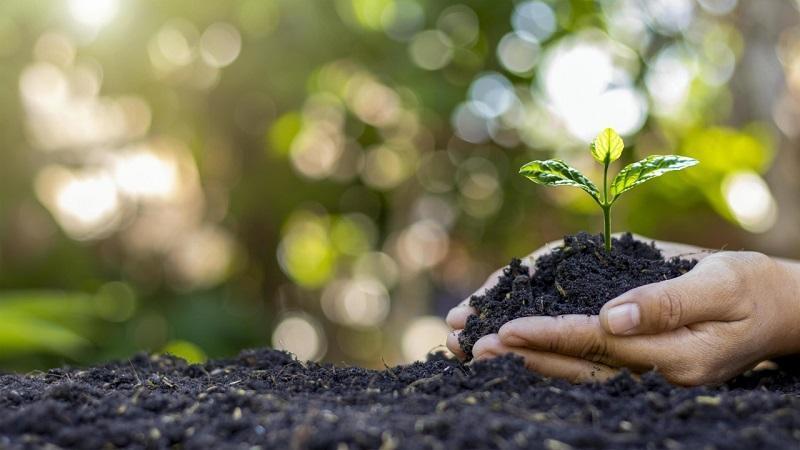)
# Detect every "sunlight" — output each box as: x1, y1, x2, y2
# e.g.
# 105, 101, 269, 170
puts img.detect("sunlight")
539, 34, 647, 141
35, 166, 121, 240
401, 316, 450, 362
113, 149, 179, 201
272, 314, 326, 361
722, 171, 778, 233
68, 0, 119, 29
